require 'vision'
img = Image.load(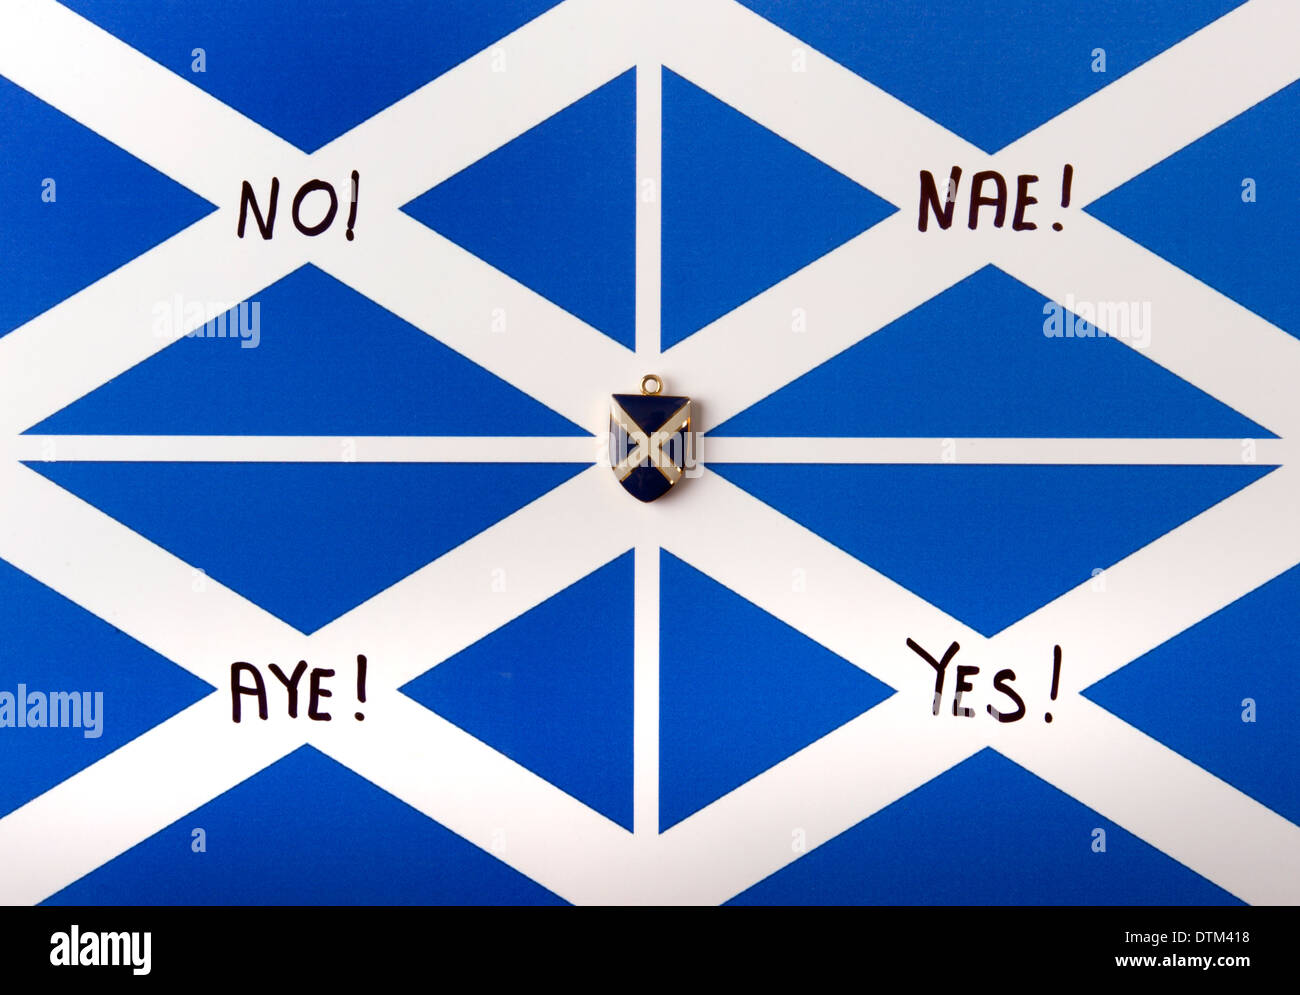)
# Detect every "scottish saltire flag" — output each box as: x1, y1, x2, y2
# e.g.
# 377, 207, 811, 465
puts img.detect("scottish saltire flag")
0, 0, 1297, 906
609, 378, 693, 501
